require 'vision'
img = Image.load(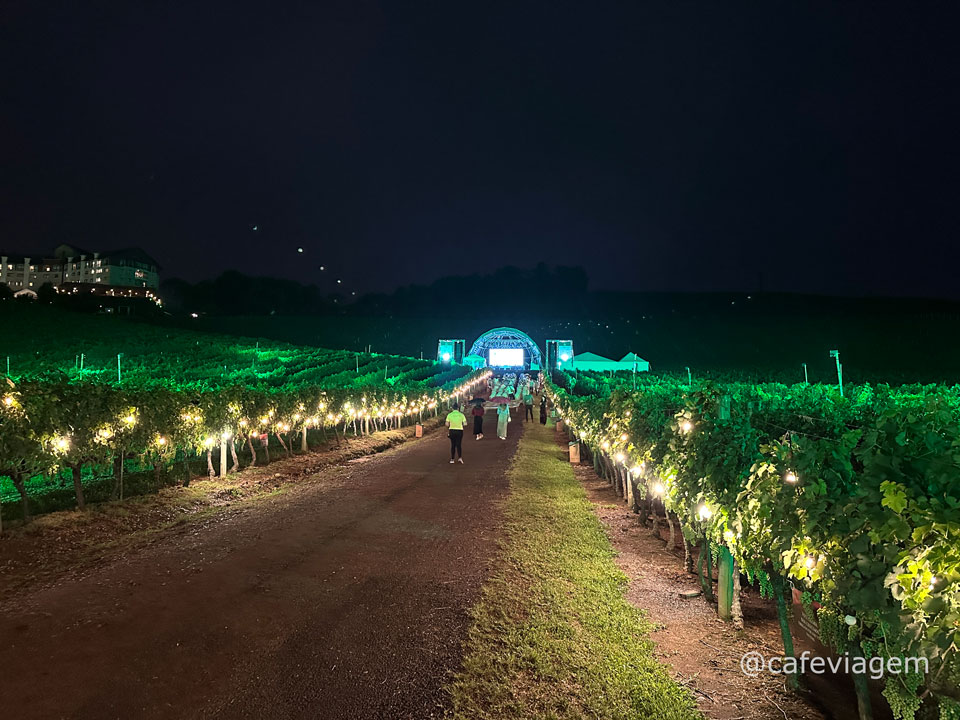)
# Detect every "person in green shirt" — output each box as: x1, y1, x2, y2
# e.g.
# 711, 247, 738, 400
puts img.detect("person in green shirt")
522, 389, 534, 421
445, 404, 466, 464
